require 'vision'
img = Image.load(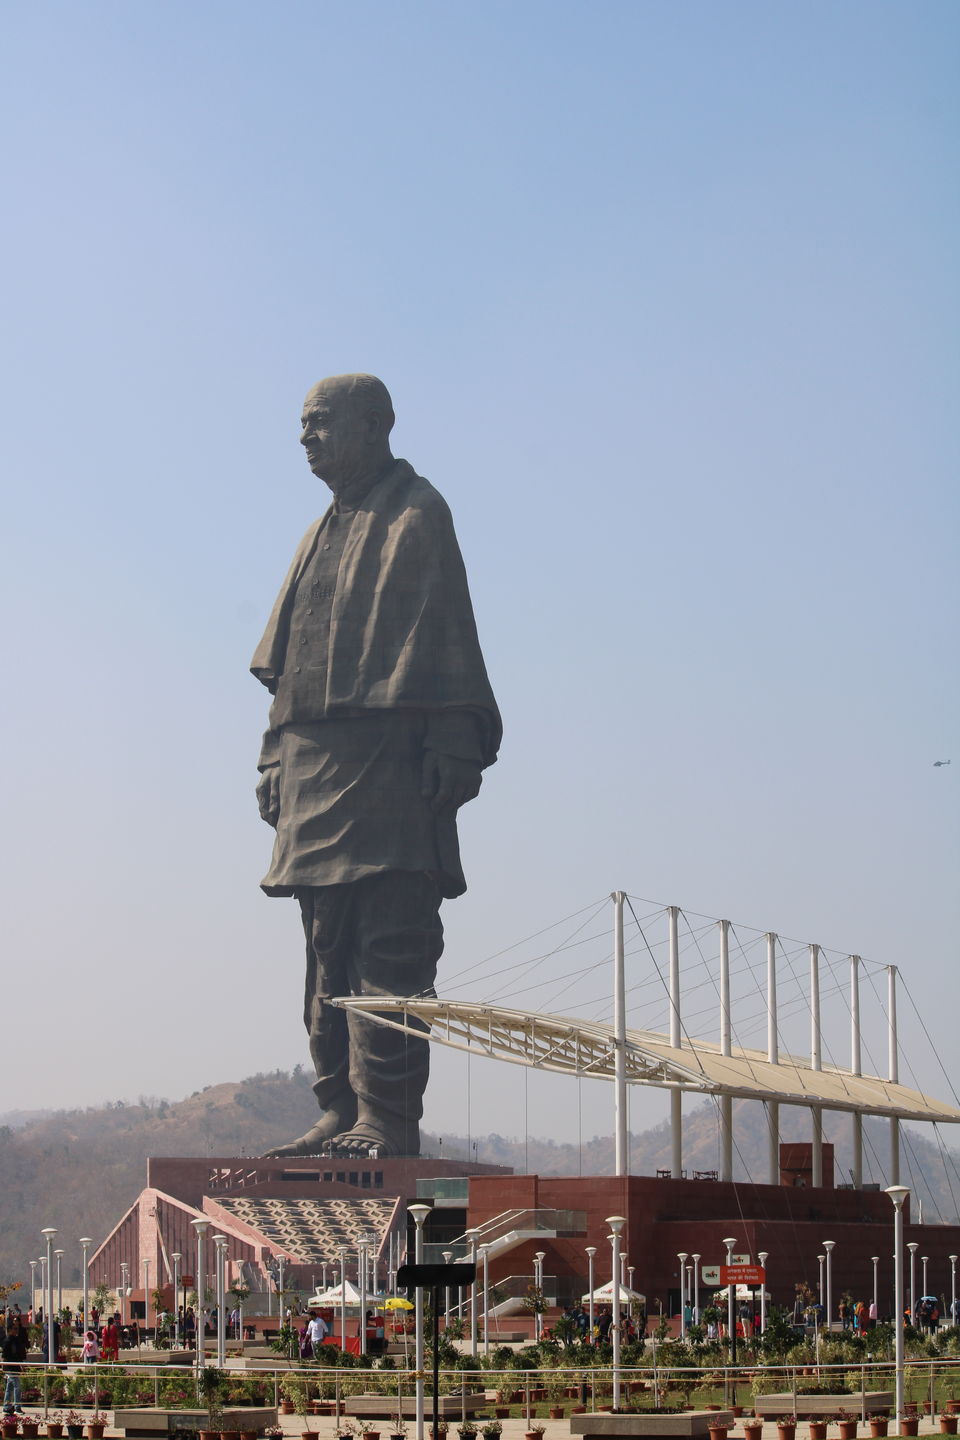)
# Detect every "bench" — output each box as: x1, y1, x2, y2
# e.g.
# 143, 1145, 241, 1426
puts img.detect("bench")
570, 1411, 734, 1440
